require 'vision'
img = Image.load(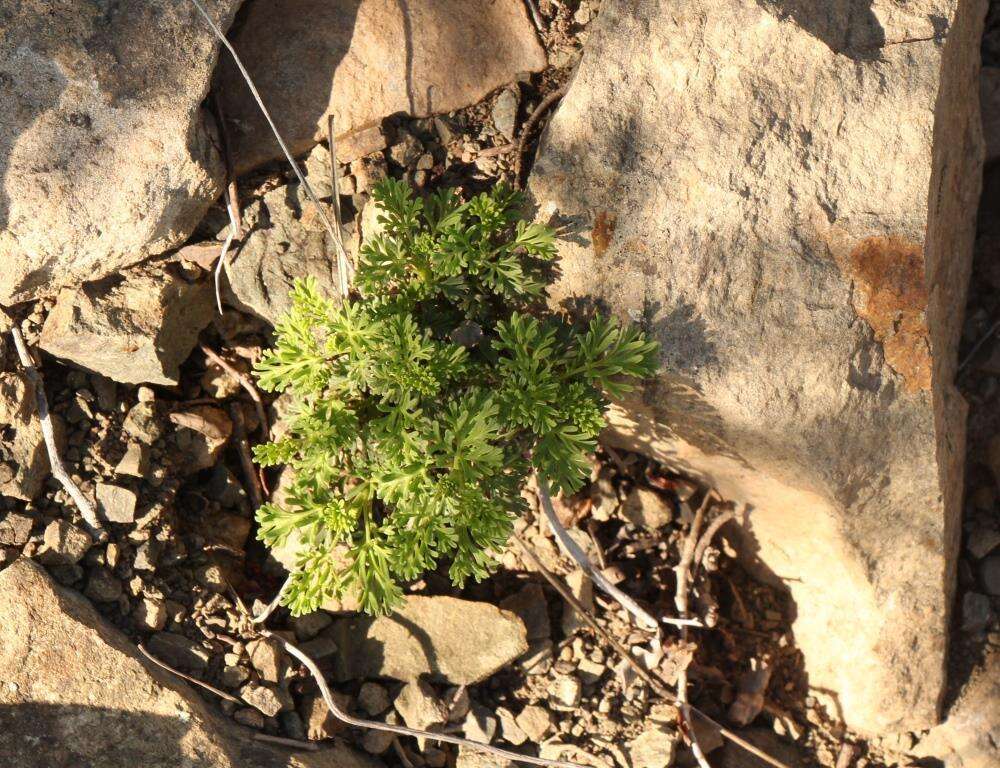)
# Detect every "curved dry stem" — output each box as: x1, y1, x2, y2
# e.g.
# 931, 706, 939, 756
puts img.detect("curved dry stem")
268, 630, 588, 768
251, 574, 292, 625
189, 0, 351, 301
213, 188, 240, 314
9, 327, 103, 534
536, 475, 660, 634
